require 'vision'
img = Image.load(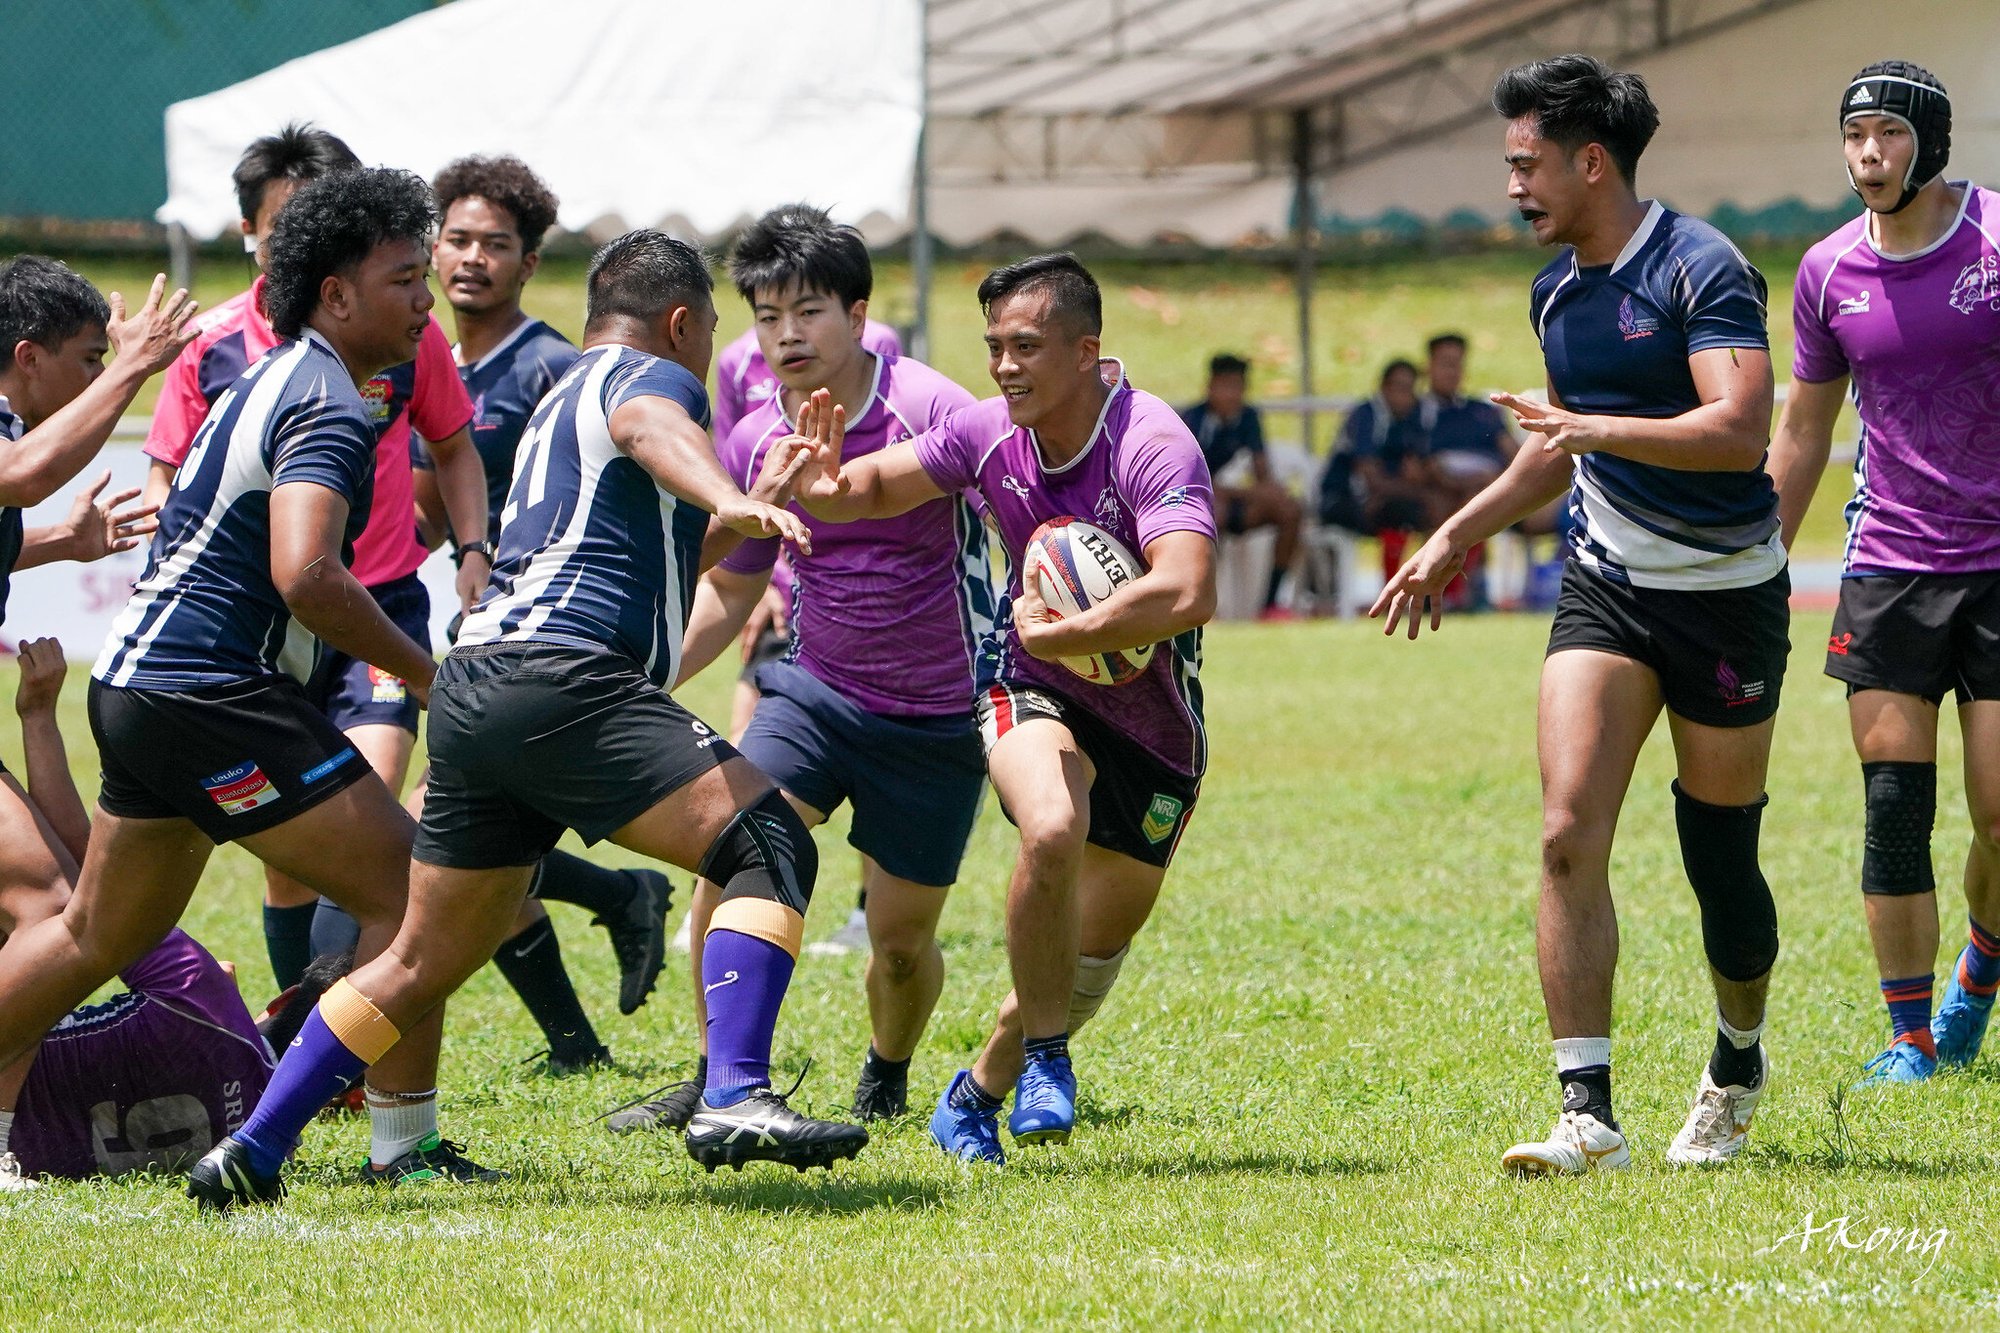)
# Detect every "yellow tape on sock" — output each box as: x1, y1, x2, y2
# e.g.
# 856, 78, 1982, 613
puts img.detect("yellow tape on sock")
320, 978, 402, 1065
710, 897, 805, 958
